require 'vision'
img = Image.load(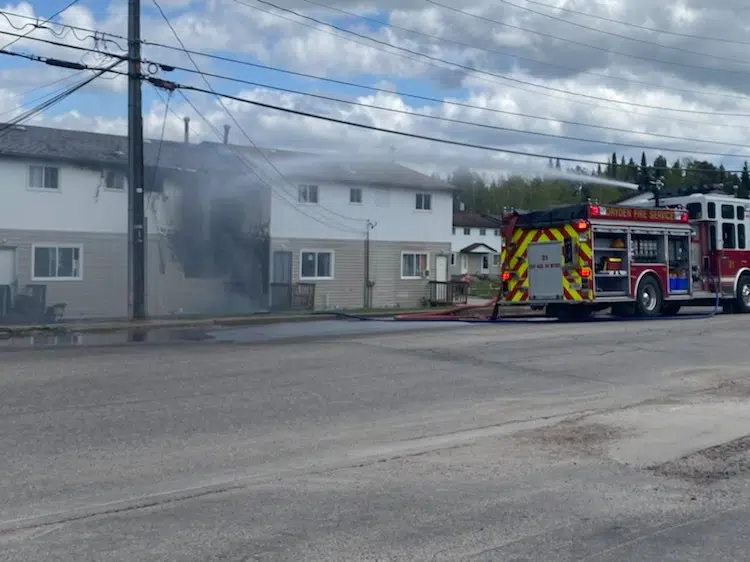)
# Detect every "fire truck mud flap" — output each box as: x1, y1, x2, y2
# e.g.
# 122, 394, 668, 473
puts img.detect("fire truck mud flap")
527, 241, 564, 302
